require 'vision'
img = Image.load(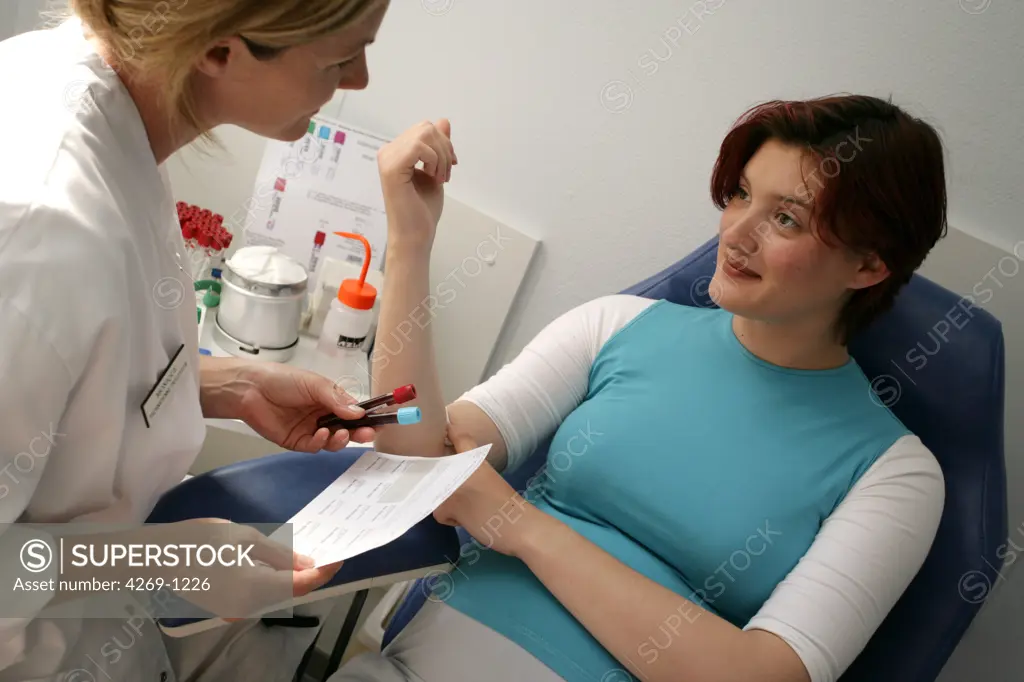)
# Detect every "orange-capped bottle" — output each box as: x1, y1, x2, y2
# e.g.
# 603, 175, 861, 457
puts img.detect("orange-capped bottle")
315, 233, 377, 389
